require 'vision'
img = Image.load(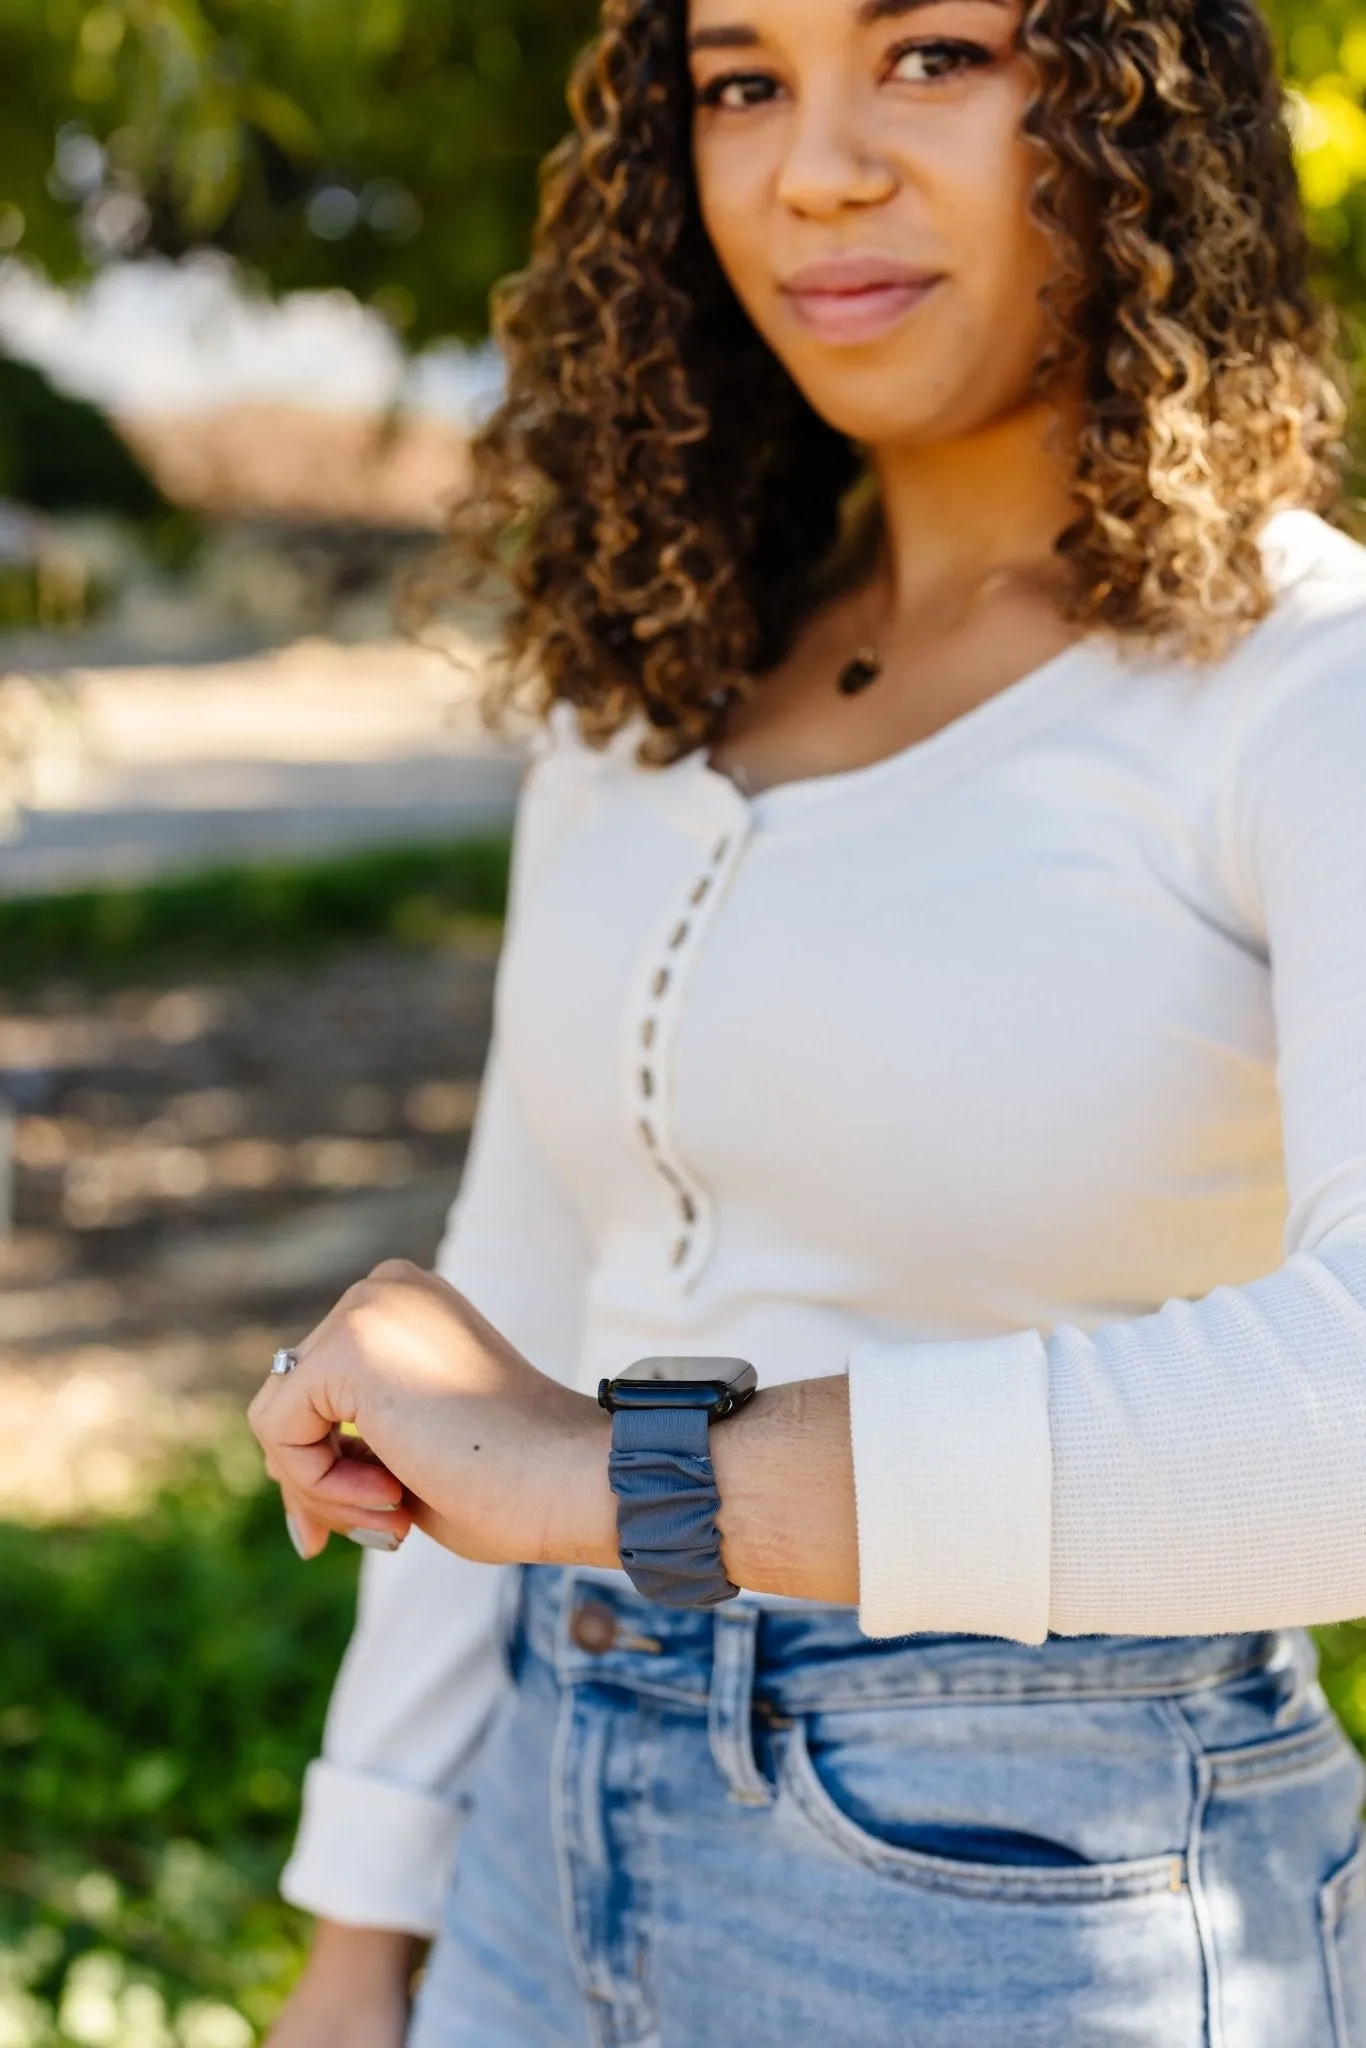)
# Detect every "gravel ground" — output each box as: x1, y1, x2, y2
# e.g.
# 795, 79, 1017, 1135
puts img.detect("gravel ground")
0, 939, 498, 1520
